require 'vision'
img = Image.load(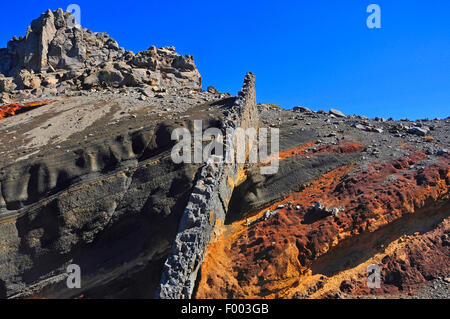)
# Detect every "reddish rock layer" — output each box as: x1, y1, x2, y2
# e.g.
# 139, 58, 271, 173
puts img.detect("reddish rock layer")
331, 216, 450, 298
195, 147, 449, 298
263, 140, 366, 164
0, 100, 55, 119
